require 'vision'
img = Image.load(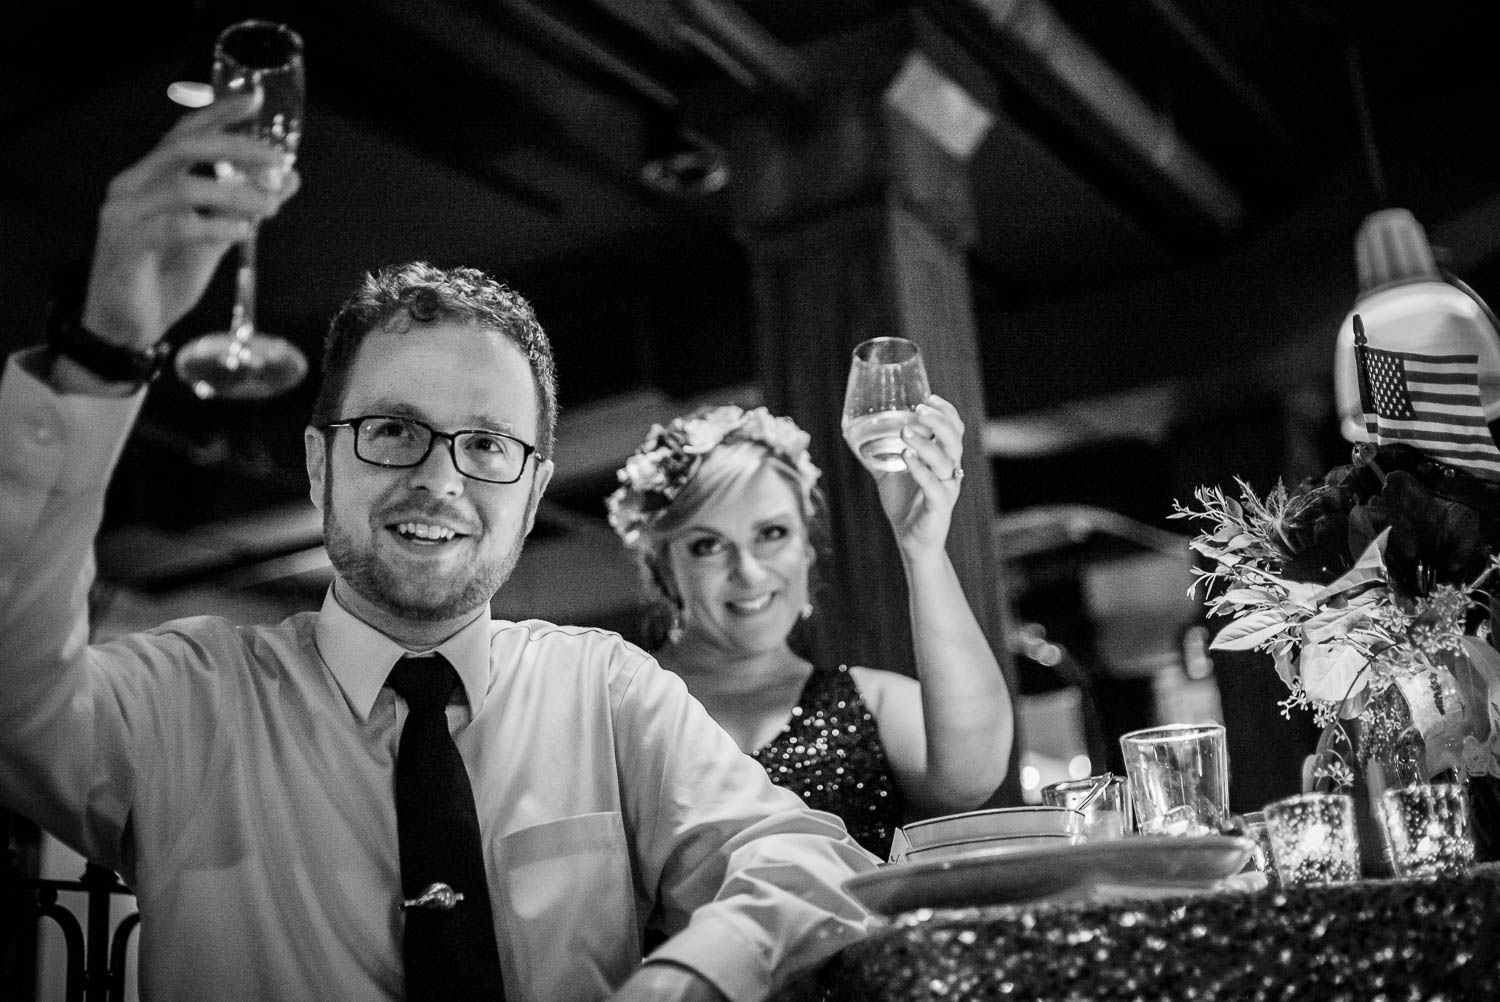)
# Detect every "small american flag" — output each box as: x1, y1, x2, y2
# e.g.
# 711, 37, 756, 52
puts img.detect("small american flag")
1354, 313, 1500, 475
